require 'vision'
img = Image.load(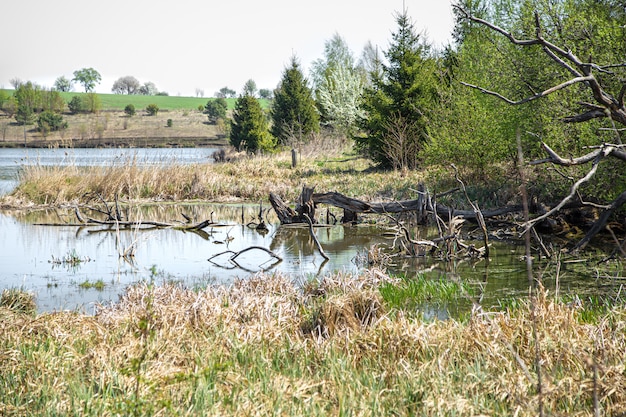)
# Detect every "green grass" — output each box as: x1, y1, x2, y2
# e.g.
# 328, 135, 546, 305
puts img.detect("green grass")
1, 89, 269, 111
77, 279, 106, 291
